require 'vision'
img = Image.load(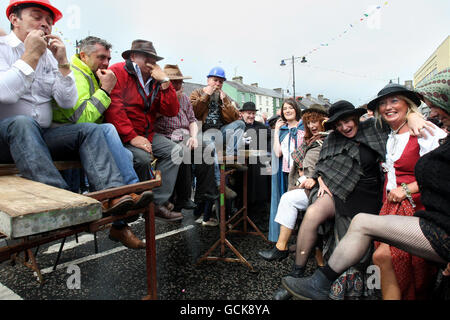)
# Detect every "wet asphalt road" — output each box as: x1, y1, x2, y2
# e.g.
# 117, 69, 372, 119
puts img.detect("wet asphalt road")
0, 207, 318, 300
